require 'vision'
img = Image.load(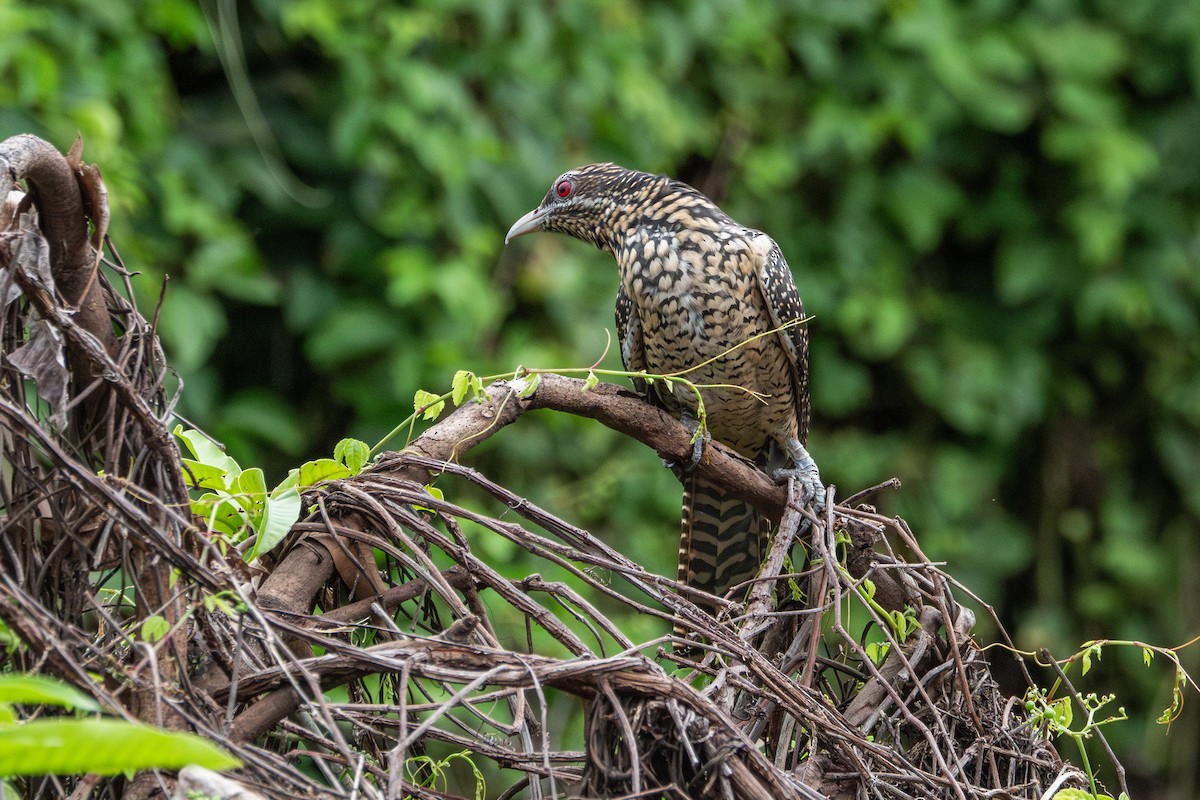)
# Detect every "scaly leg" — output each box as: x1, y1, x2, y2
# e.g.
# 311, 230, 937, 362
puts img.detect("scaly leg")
773, 438, 826, 509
